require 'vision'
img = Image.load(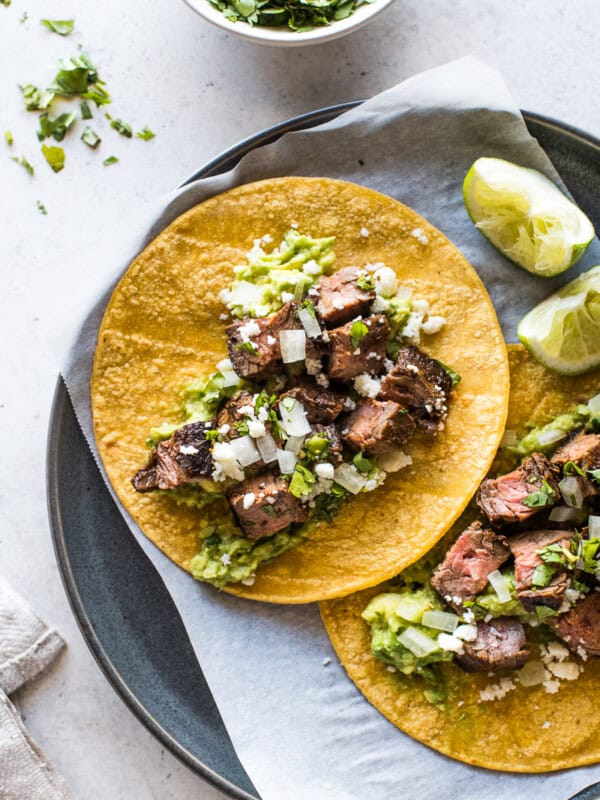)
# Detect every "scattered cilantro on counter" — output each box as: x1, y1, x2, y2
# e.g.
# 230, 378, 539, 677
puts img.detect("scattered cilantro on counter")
136, 127, 155, 141
37, 111, 77, 142
81, 126, 101, 148
102, 155, 119, 166
36, 200, 47, 215
20, 10, 27, 21
40, 19, 74, 35
5, 130, 13, 146
79, 100, 92, 119
11, 154, 34, 175
106, 114, 132, 138
1, 0, 11, 8
41, 143, 65, 172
